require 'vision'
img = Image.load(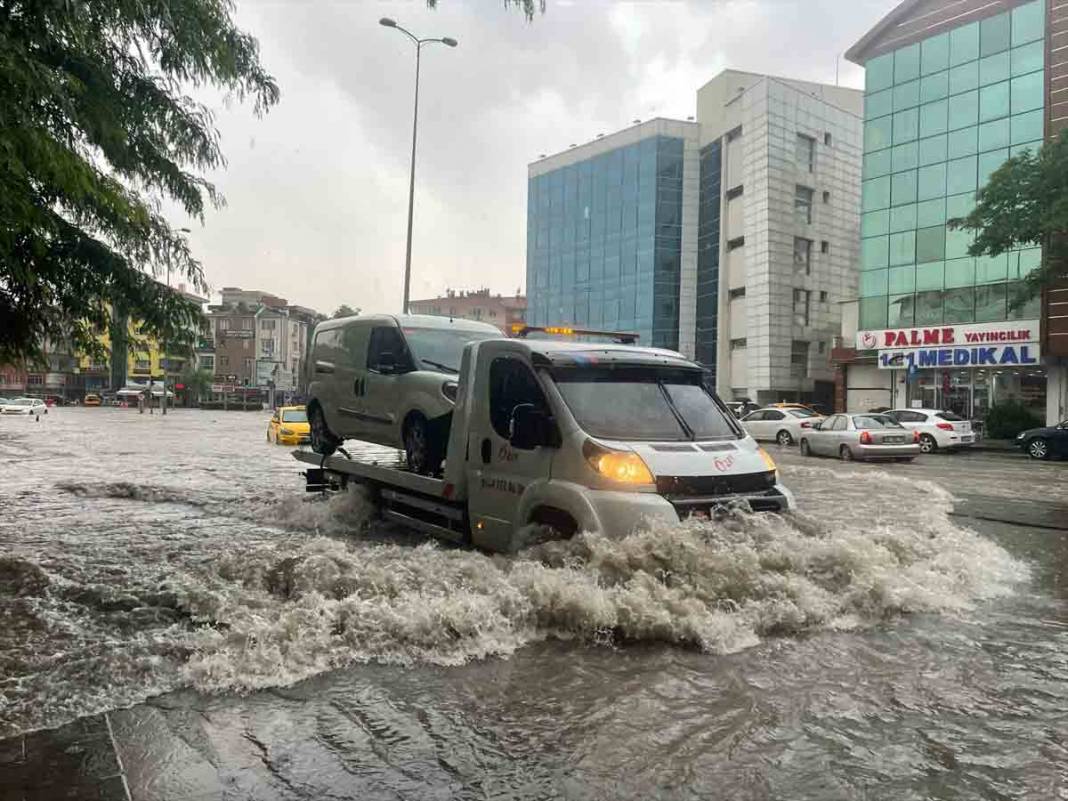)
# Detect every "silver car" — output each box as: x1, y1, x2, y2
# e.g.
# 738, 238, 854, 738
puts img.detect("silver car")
799, 413, 920, 462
